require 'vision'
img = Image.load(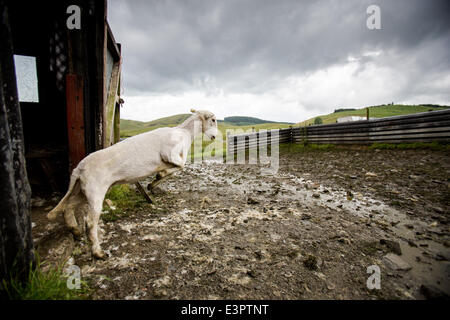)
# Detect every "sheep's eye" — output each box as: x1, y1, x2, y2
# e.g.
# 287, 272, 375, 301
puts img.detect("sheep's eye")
212, 119, 216, 122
